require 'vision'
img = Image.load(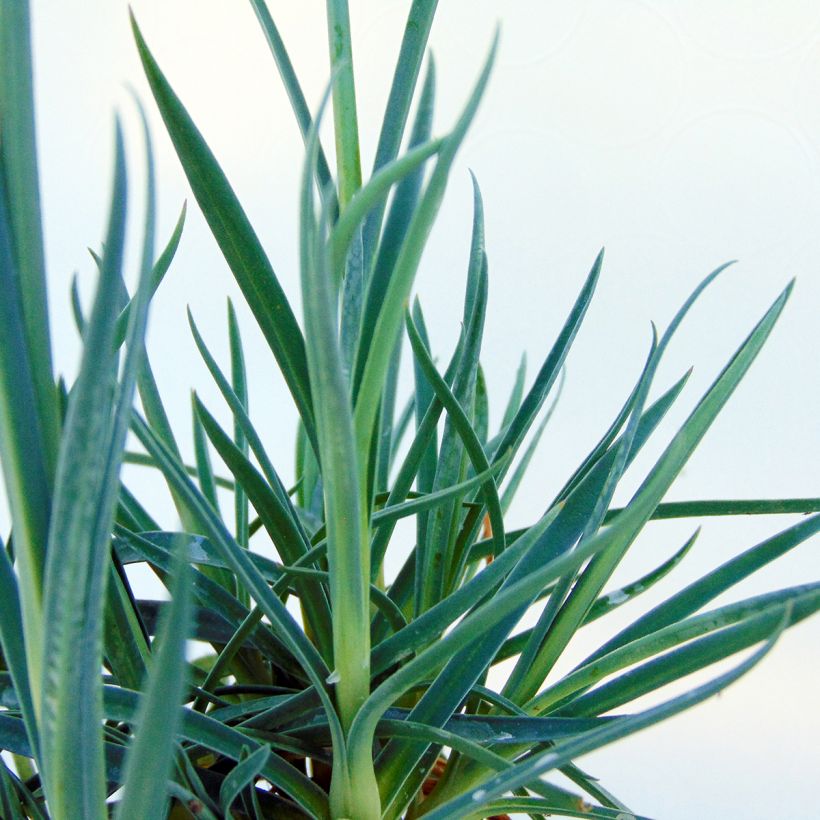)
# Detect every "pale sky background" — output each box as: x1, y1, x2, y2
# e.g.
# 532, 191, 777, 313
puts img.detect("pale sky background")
13, 1, 820, 818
